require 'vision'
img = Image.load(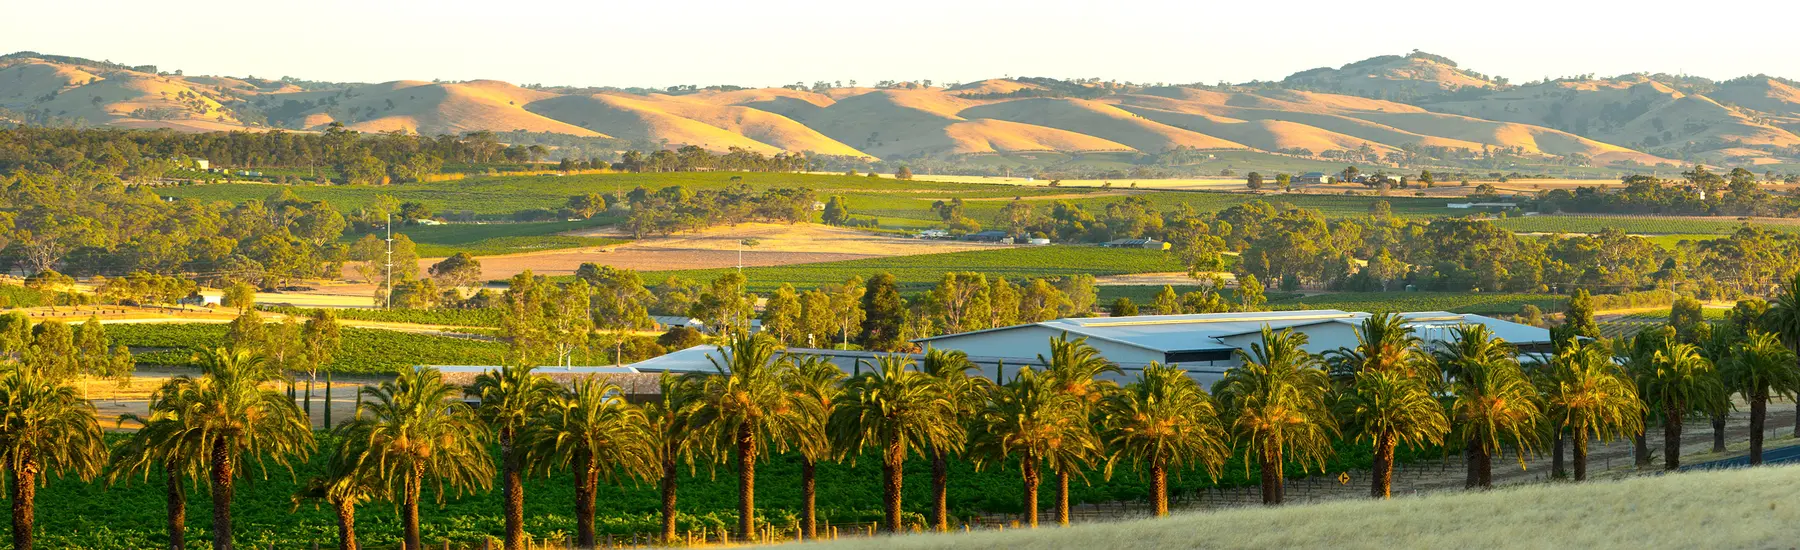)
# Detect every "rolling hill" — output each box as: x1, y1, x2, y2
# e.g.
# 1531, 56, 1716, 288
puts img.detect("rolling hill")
7, 50, 1800, 168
